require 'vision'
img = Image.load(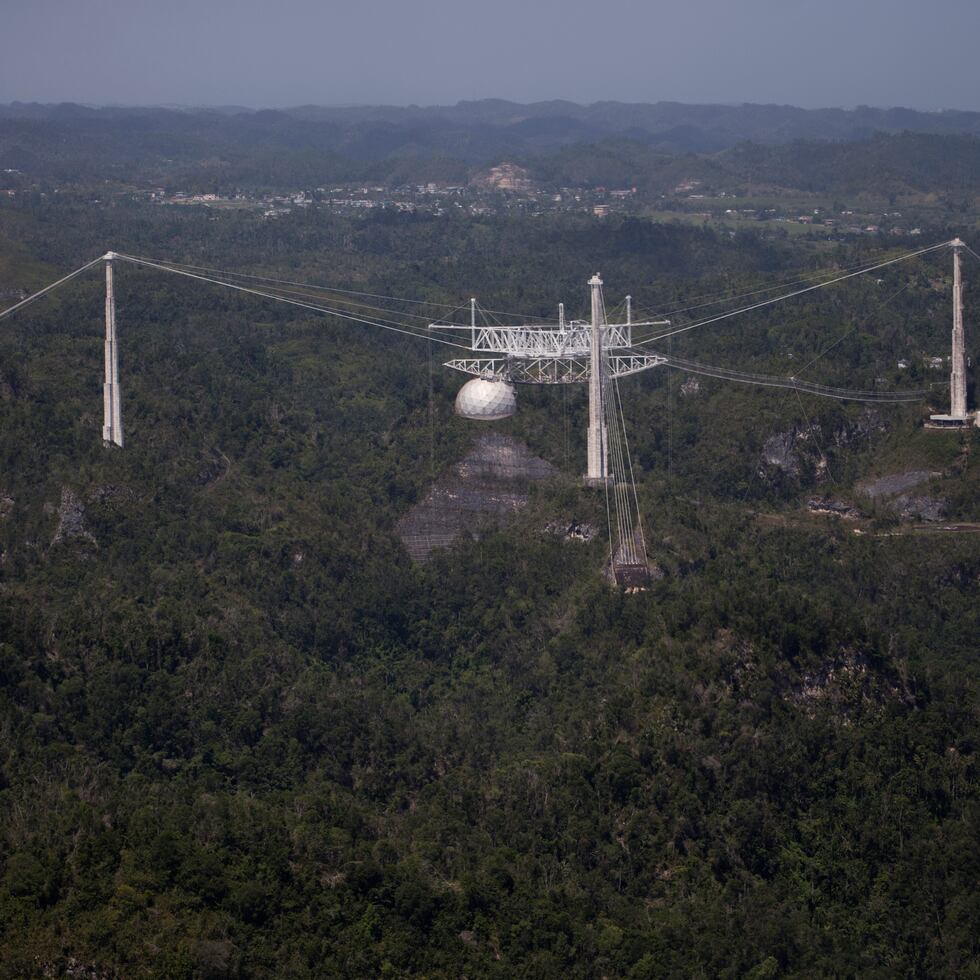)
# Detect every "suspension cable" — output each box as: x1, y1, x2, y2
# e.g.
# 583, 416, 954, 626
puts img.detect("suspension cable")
615, 378, 647, 565
116, 252, 479, 330
115, 252, 542, 322
0, 256, 105, 323
629, 242, 942, 322
112, 253, 476, 351
630, 240, 952, 347
115, 254, 466, 309
652, 351, 932, 402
